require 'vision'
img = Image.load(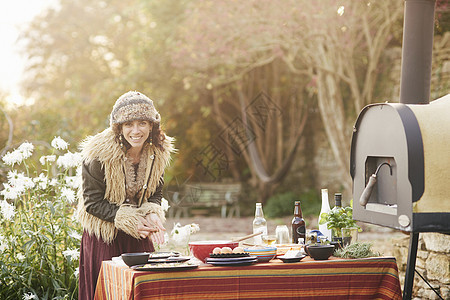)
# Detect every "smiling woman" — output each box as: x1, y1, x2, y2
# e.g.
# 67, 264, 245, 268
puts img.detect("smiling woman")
121, 120, 152, 160
76, 90, 175, 300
